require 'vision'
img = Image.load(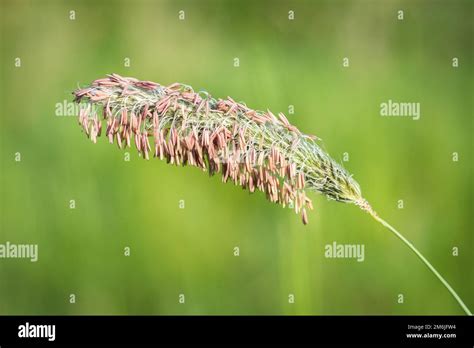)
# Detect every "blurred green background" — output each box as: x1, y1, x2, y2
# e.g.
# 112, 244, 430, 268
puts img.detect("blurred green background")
0, 0, 472, 315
